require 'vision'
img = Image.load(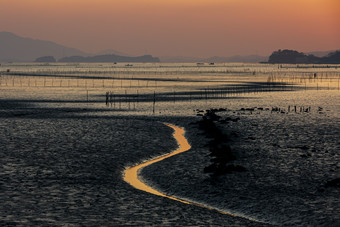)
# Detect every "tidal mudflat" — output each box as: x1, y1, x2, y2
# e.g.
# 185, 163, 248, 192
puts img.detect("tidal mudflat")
0, 63, 339, 225
143, 92, 340, 225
